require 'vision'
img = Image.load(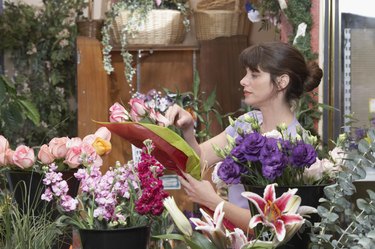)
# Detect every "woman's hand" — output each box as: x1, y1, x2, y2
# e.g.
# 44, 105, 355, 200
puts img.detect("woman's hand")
165, 104, 195, 132
178, 172, 223, 211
